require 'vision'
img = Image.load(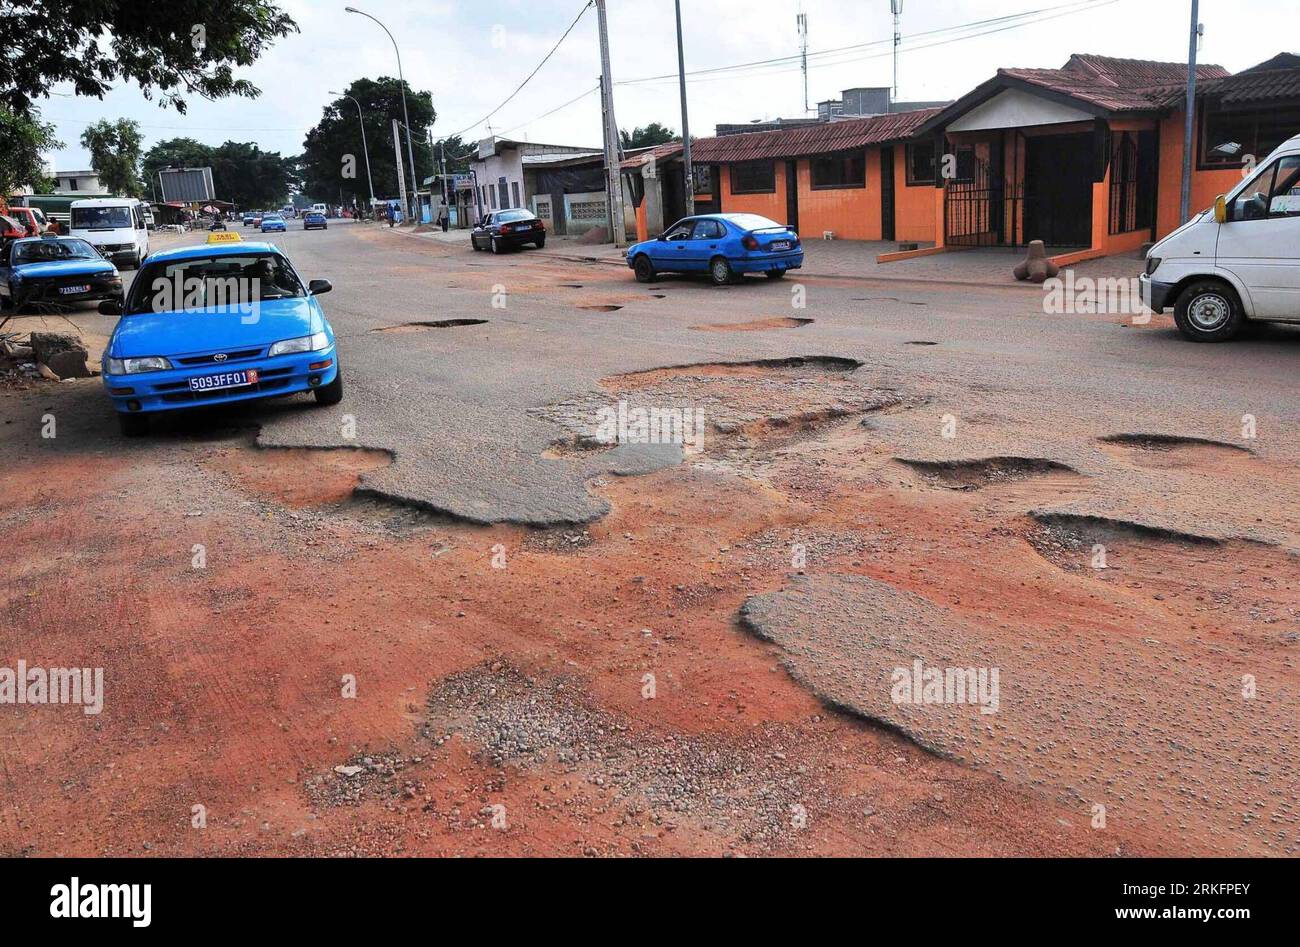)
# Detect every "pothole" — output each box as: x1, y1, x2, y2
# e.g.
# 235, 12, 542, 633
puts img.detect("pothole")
691, 317, 813, 332
371, 319, 488, 332
1028, 511, 1222, 549
205, 446, 392, 508
906, 340, 938, 346
559, 283, 584, 288
1098, 433, 1254, 470
898, 456, 1078, 491
578, 305, 622, 312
